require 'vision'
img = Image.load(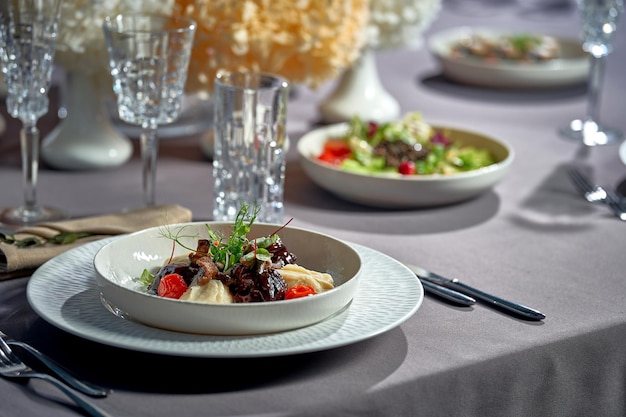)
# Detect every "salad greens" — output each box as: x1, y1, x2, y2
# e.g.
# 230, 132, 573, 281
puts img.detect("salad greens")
320, 112, 495, 176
